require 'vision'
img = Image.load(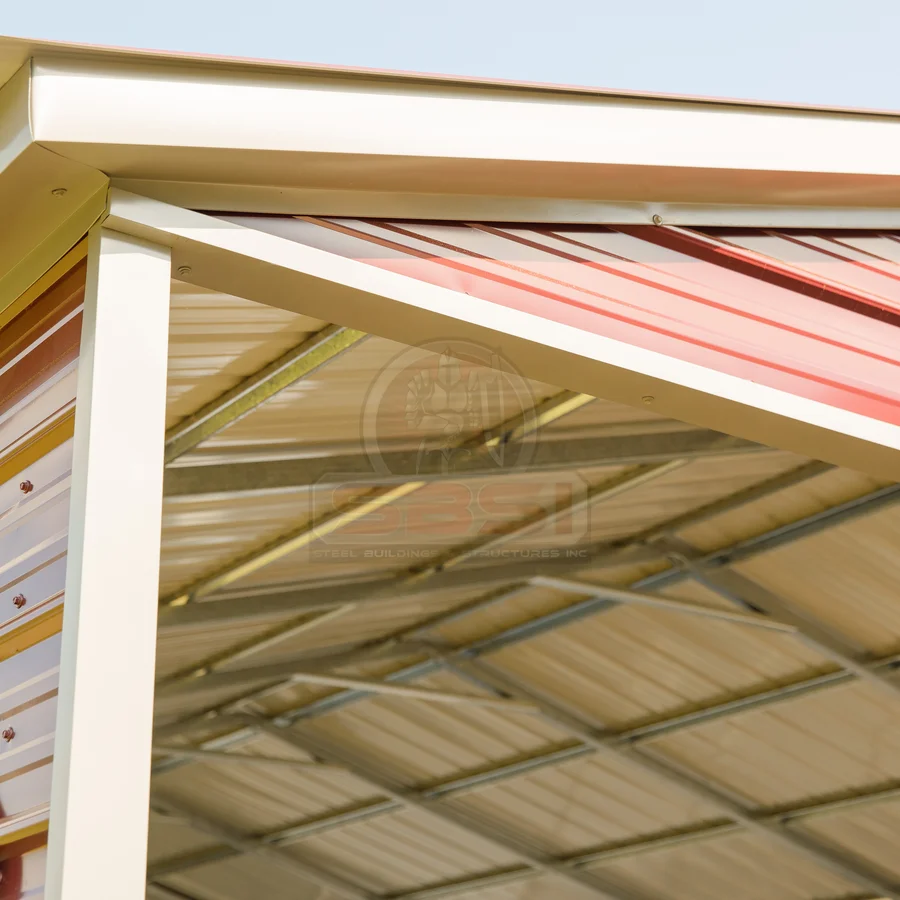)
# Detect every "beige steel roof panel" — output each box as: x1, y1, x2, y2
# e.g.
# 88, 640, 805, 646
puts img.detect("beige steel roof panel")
167, 279, 326, 429
677, 465, 889, 553
289, 807, 523, 893
302, 674, 570, 784
478, 597, 831, 730
228, 589, 483, 668
419, 875, 601, 900
495, 449, 807, 550
162, 853, 348, 900
155, 613, 305, 679
159, 485, 363, 596
191, 334, 559, 452
733, 504, 900, 654
443, 752, 719, 855
146, 808, 221, 866
798, 797, 900, 881
153, 737, 381, 835
186, 465, 629, 595
589, 831, 859, 900
649, 680, 900, 808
